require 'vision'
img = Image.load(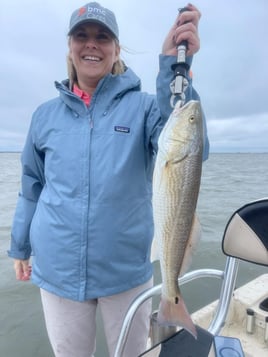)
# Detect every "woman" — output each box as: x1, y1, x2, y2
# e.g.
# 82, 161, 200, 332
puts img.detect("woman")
8, 2, 209, 356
